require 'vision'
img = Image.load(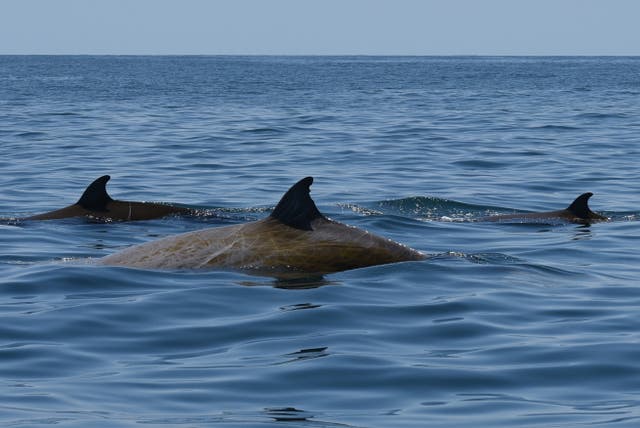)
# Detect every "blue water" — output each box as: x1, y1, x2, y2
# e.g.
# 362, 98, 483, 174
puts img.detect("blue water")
1, 56, 640, 427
